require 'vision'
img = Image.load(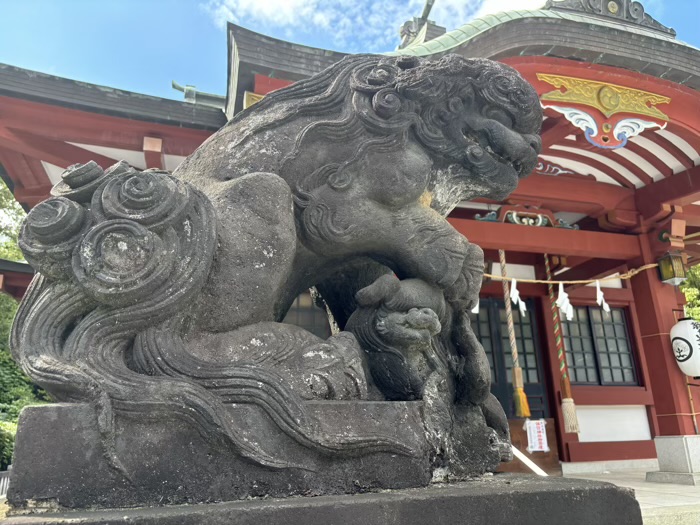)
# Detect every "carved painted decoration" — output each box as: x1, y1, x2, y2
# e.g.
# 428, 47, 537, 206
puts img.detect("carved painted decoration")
534, 160, 576, 177
243, 91, 264, 109
537, 73, 670, 149
476, 204, 579, 230
538, 74, 670, 120
544, 105, 665, 149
